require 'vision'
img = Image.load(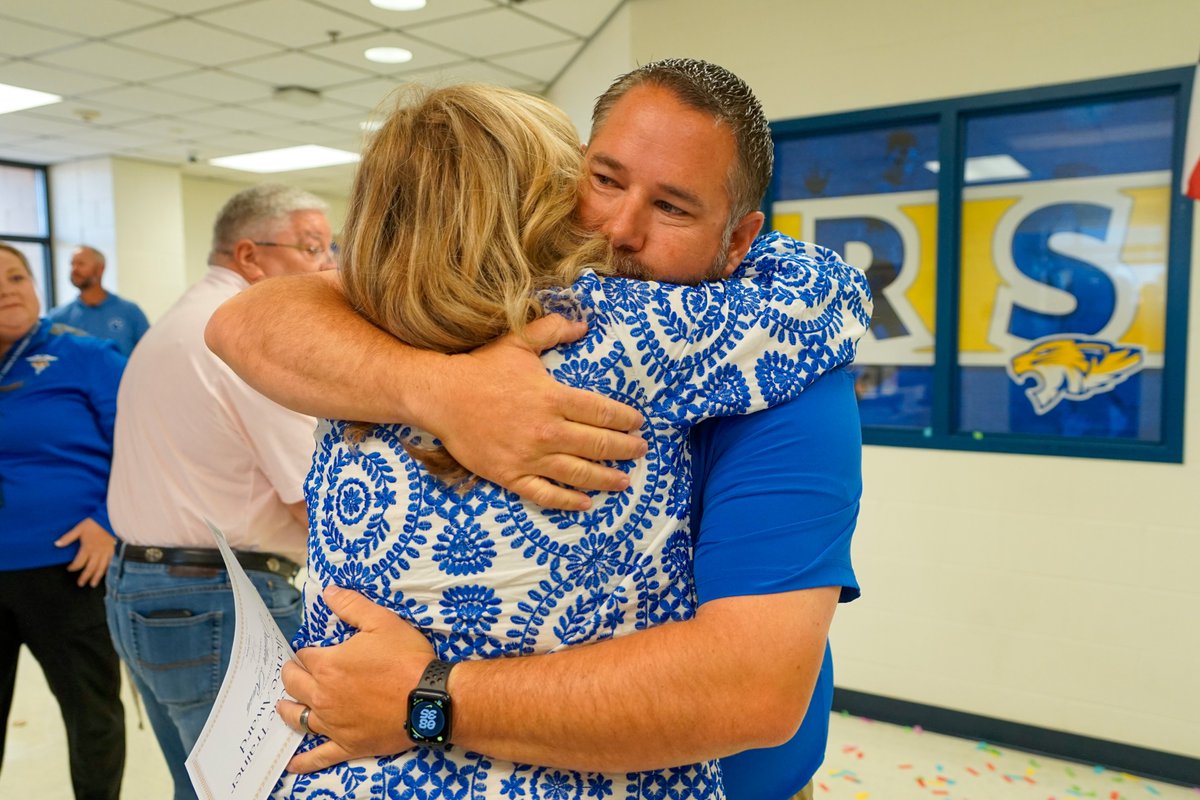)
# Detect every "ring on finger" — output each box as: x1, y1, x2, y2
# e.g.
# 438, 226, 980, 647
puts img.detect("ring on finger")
299, 705, 313, 736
